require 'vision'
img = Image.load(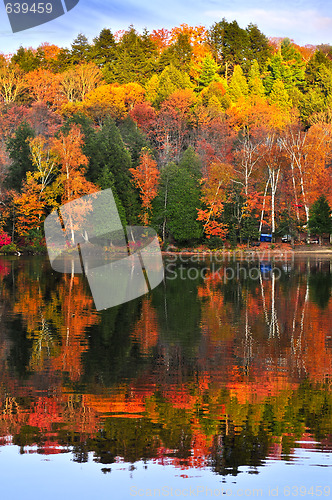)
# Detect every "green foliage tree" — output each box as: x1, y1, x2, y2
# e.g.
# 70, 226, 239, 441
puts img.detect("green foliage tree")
118, 116, 151, 167
268, 79, 292, 110
264, 42, 305, 95
308, 195, 332, 245
305, 49, 332, 88
227, 65, 249, 102
11, 46, 41, 73
159, 32, 193, 72
155, 64, 192, 106
246, 23, 271, 70
92, 28, 116, 69
197, 54, 220, 90
63, 114, 138, 224
70, 33, 92, 64
153, 147, 202, 243
248, 60, 265, 98
92, 119, 140, 223
208, 19, 250, 78
6, 121, 35, 191
107, 27, 157, 84
299, 88, 326, 125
